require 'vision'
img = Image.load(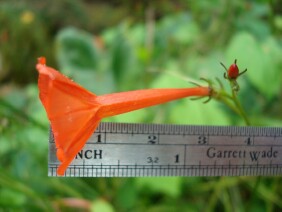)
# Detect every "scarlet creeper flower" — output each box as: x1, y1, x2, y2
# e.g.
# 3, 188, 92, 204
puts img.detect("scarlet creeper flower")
36, 57, 211, 176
